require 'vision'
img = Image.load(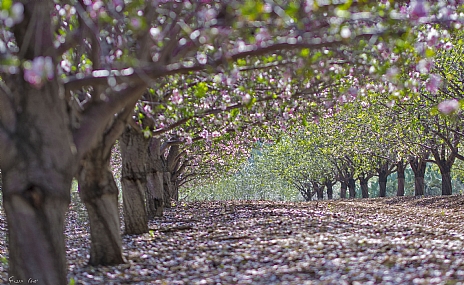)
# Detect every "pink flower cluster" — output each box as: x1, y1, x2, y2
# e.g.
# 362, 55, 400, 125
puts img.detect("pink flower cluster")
24, 57, 54, 89
438, 99, 460, 115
